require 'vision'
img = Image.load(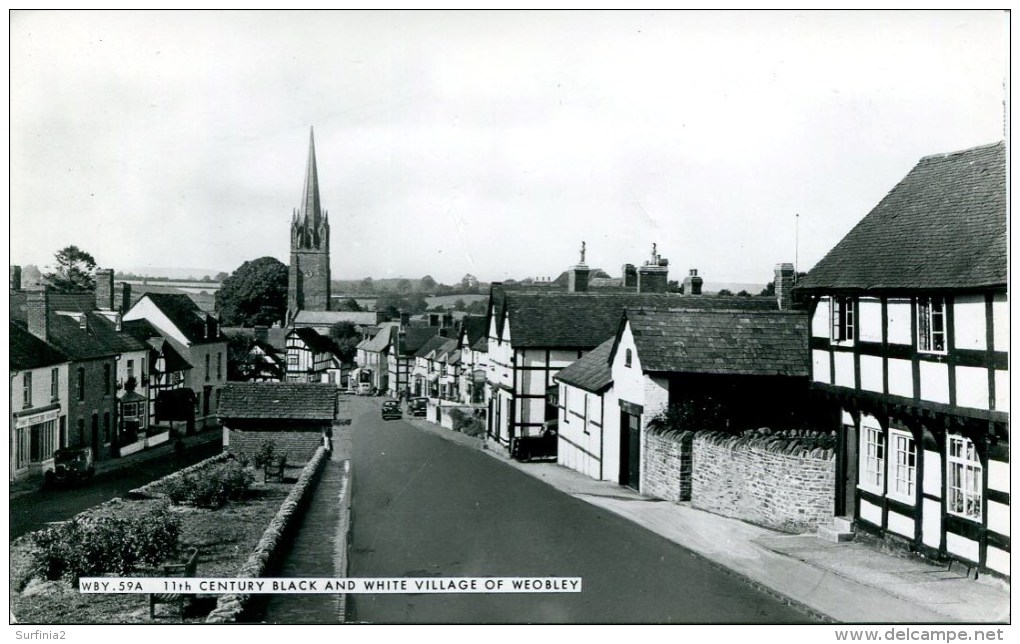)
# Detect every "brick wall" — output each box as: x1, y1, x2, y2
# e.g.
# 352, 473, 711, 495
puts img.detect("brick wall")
691, 430, 835, 533
641, 430, 694, 502
227, 429, 324, 464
